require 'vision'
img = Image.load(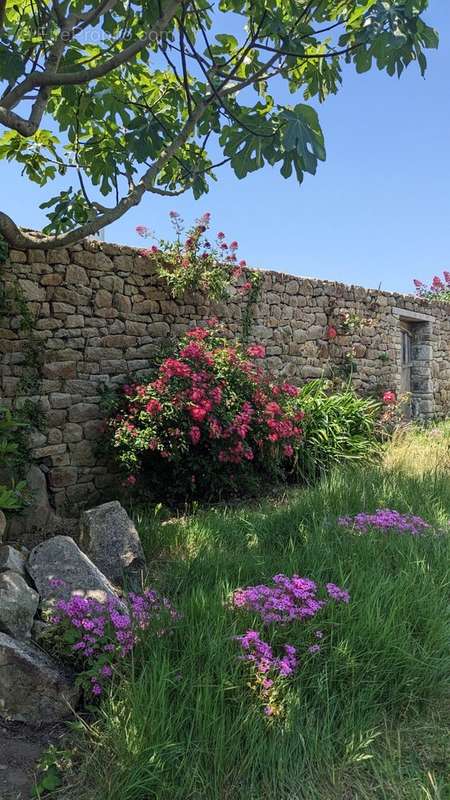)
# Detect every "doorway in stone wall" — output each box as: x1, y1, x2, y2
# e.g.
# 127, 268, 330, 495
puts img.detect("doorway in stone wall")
400, 321, 413, 419
395, 309, 434, 421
